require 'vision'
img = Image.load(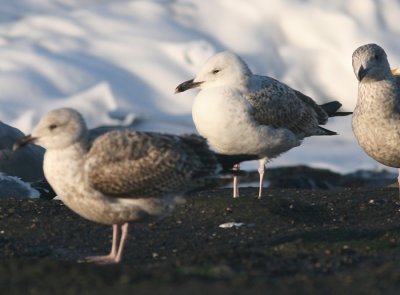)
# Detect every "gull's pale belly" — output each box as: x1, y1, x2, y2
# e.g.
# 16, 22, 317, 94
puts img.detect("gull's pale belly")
352, 112, 400, 168
192, 88, 299, 157
44, 149, 170, 225
352, 81, 400, 168
193, 90, 254, 153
